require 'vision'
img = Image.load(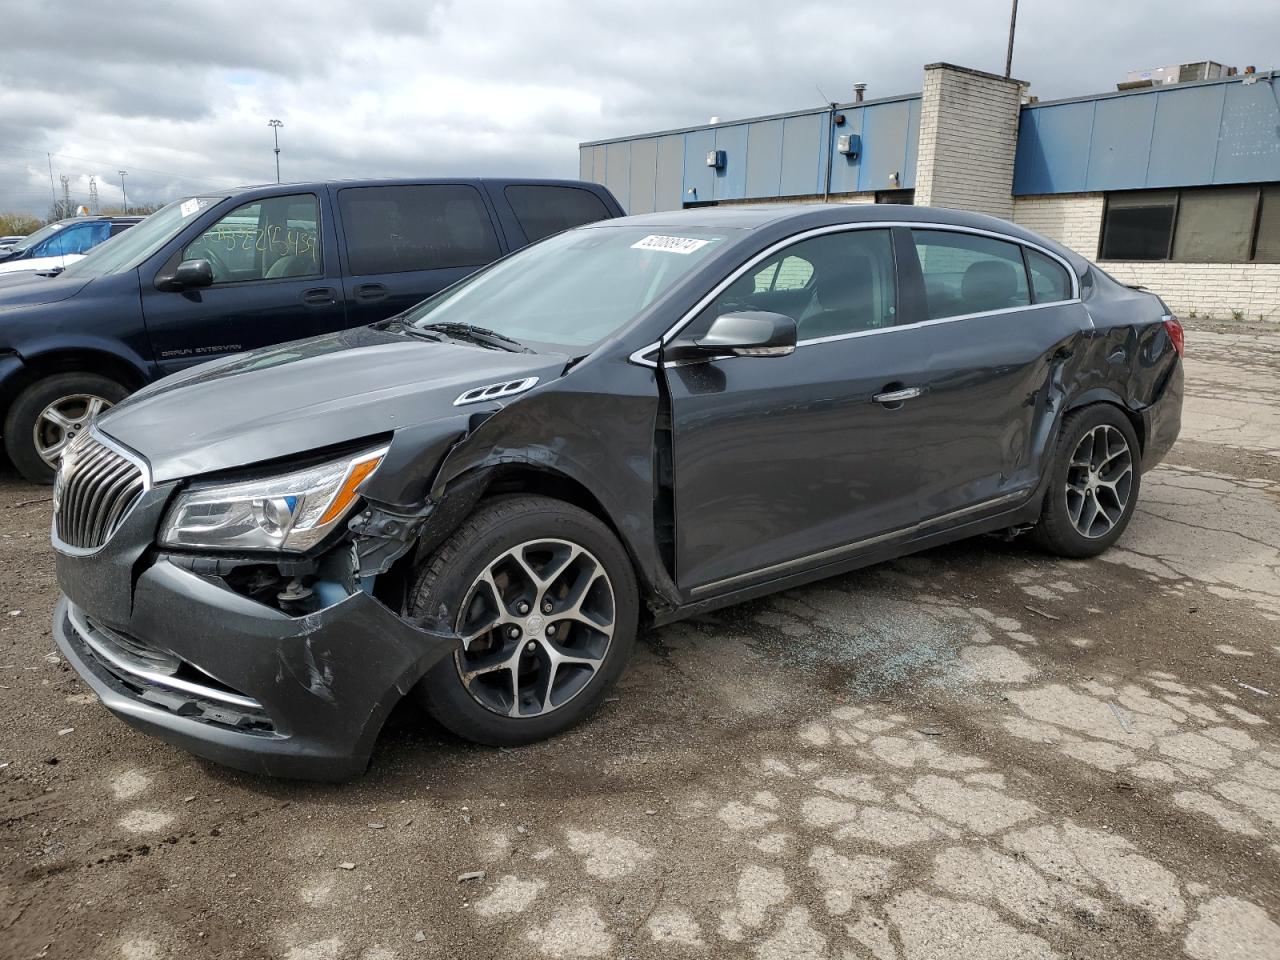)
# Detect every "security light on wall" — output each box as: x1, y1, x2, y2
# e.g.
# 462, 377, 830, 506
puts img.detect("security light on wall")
837, 134, 860, 160
706, 149, 726, 170
888, 171, 901, 187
